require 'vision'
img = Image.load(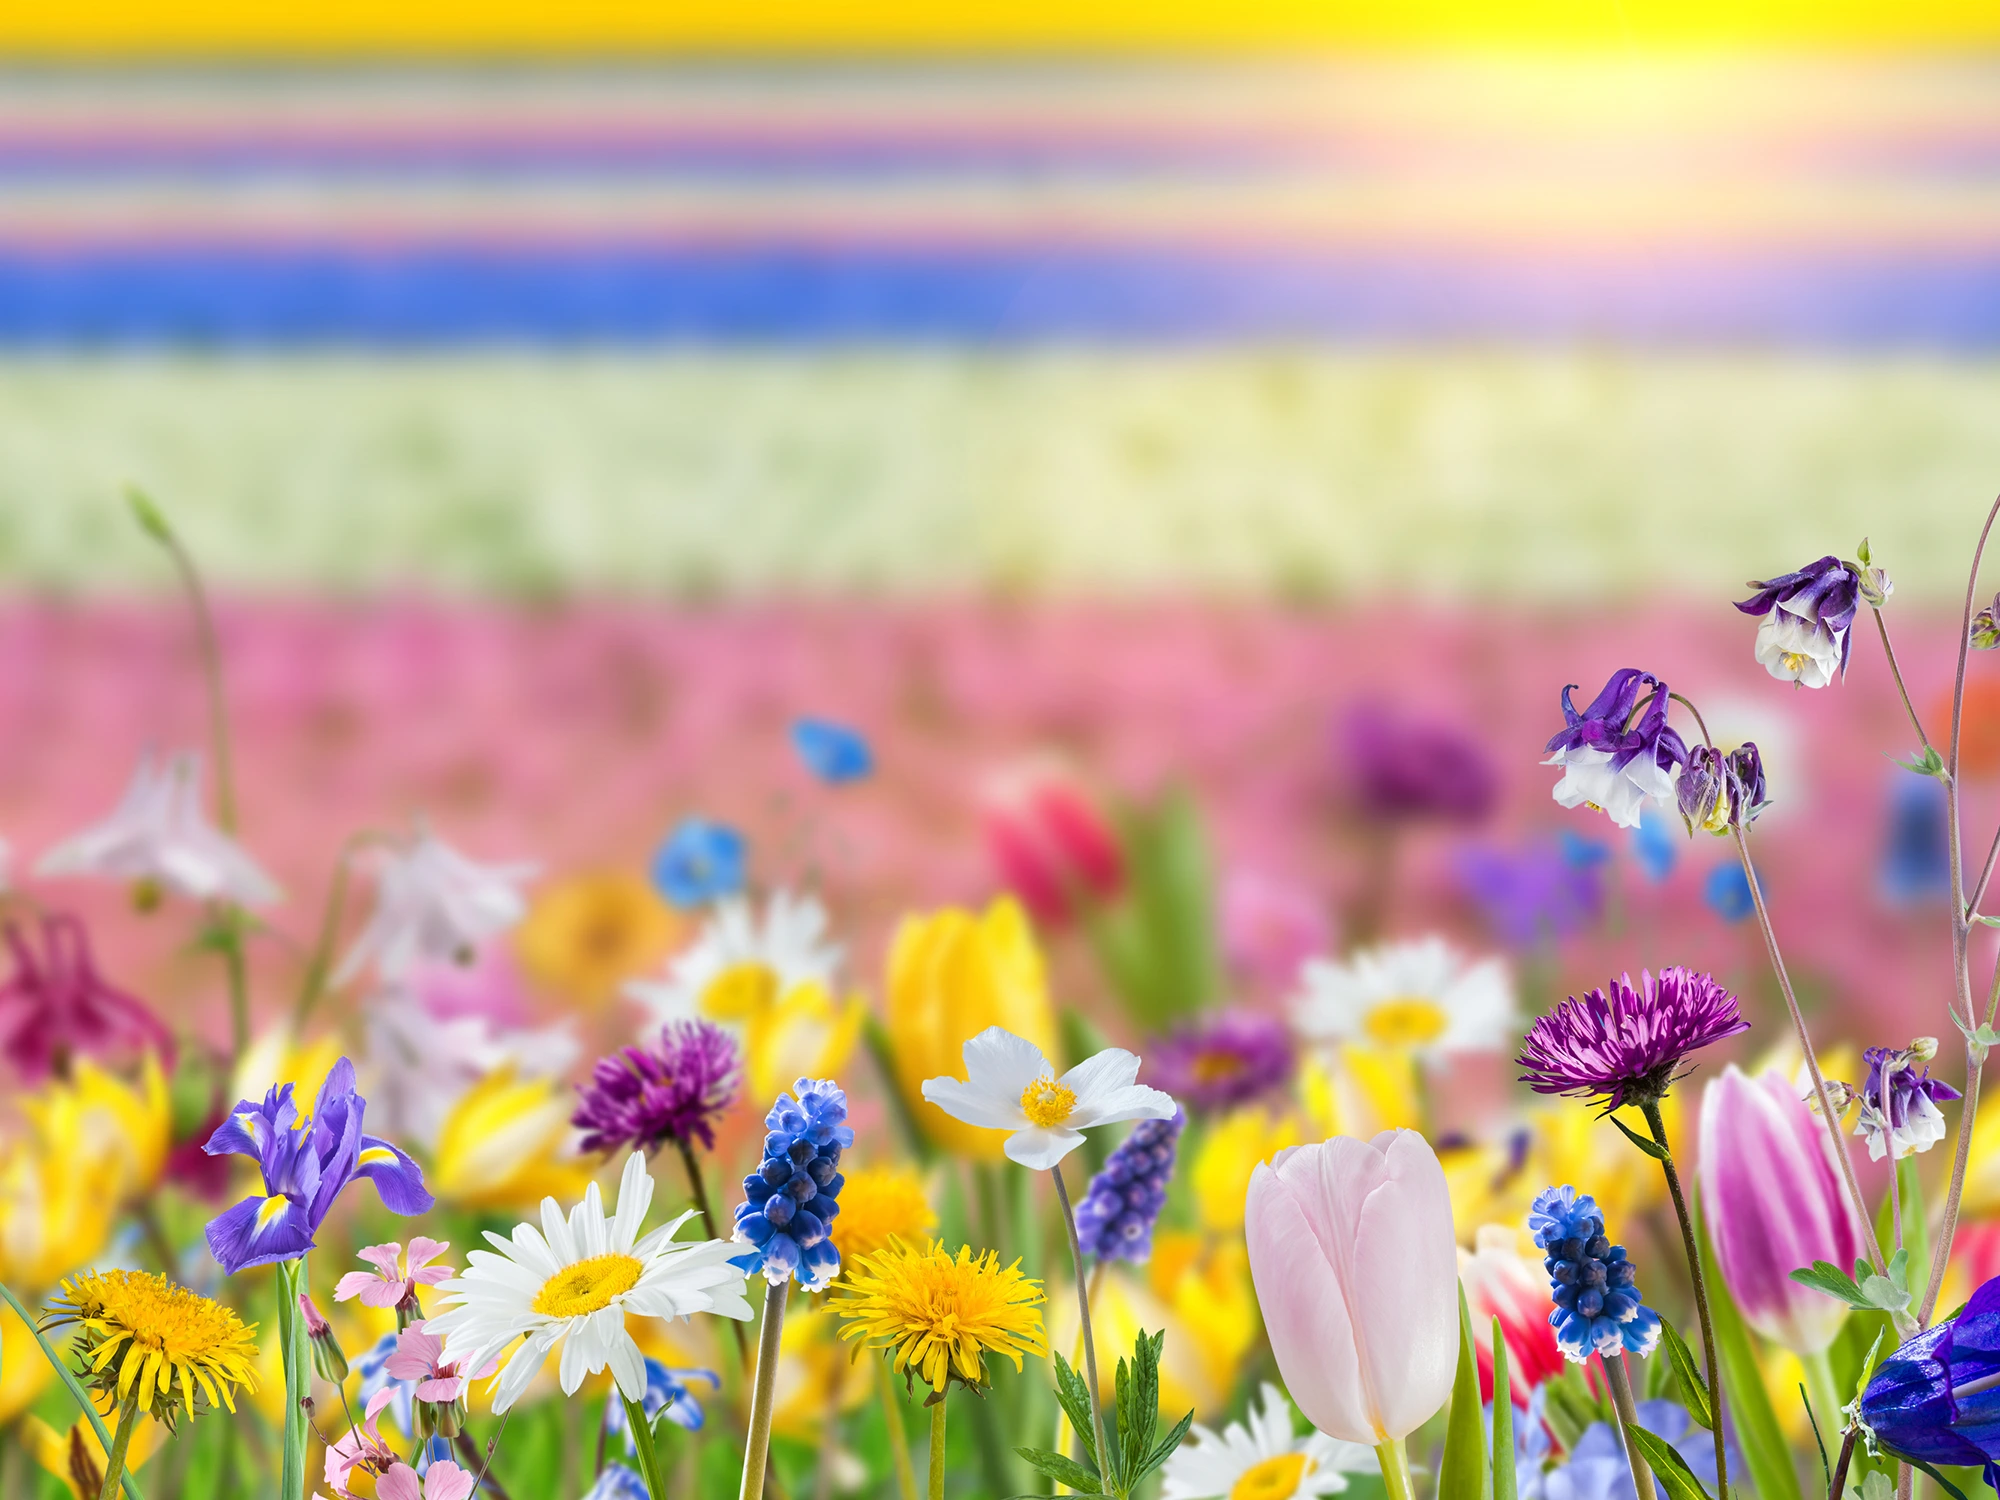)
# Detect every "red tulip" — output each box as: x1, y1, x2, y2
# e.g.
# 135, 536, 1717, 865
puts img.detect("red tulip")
979, 761, 1123, 925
